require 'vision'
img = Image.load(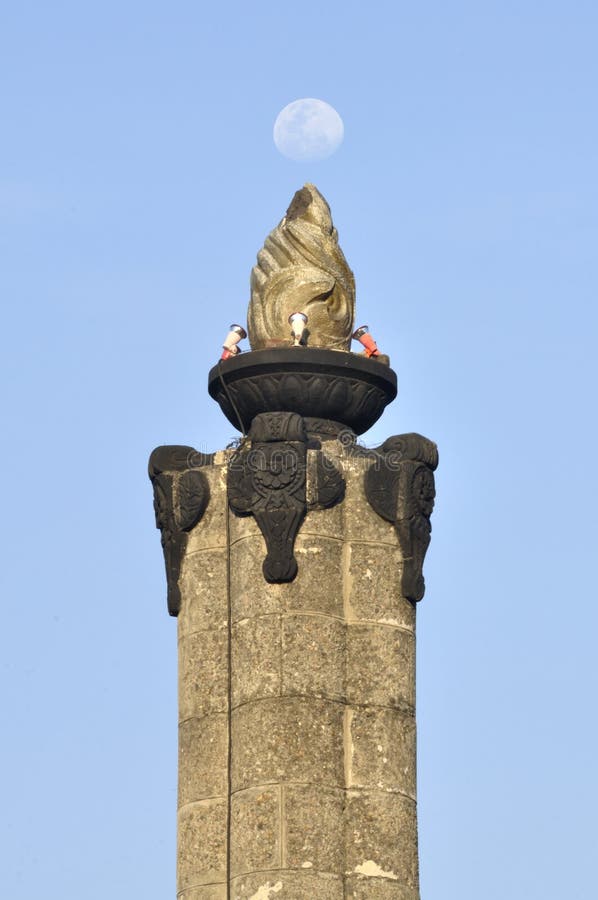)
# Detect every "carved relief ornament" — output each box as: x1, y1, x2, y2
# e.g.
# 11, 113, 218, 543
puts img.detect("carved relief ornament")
227, 412, 345, 583
148, 446, 212, 616
364, 433, 438, 602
